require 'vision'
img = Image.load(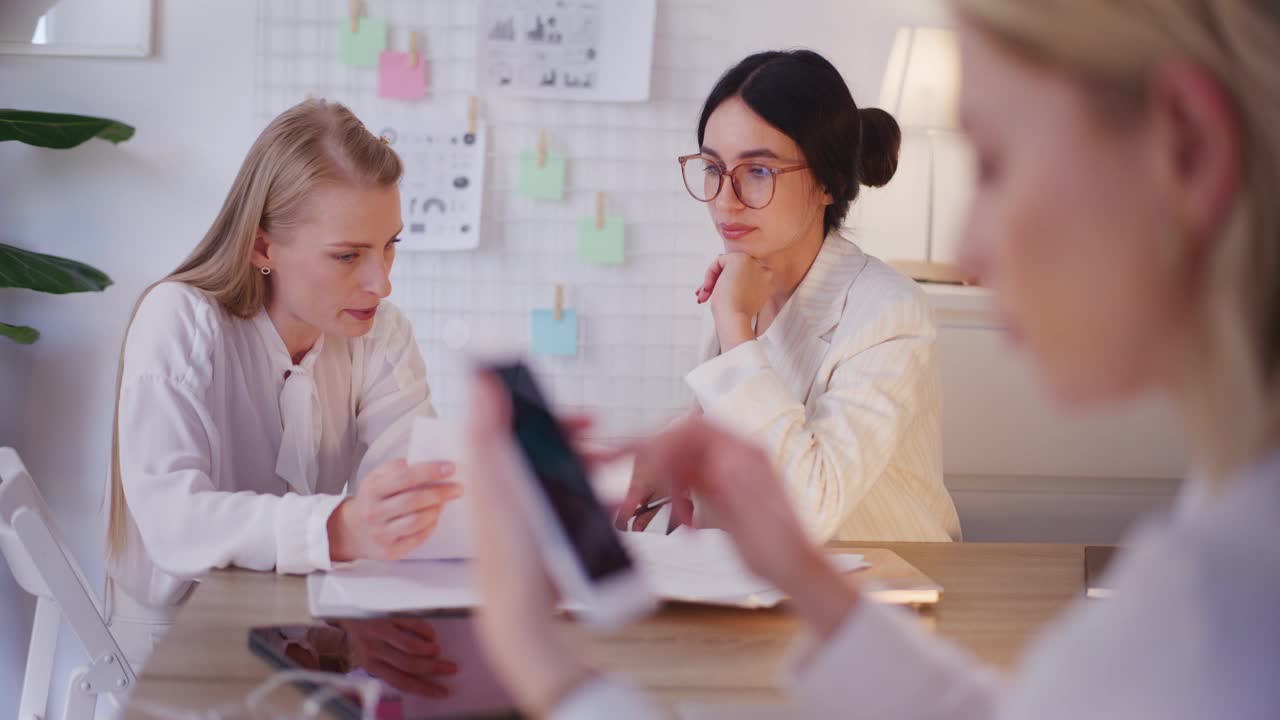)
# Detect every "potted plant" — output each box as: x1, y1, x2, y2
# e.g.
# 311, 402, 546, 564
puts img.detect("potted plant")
0, 109, 132, 343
